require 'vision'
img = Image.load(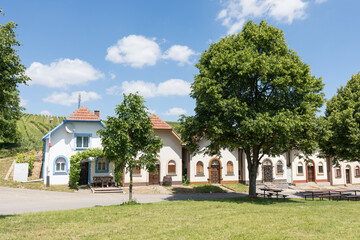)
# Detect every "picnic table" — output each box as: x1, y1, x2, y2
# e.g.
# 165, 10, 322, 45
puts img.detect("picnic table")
93, 176, 113, 188
259, 188, 284, 200
303, 190, 332, 200
334, 189, 359, 196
